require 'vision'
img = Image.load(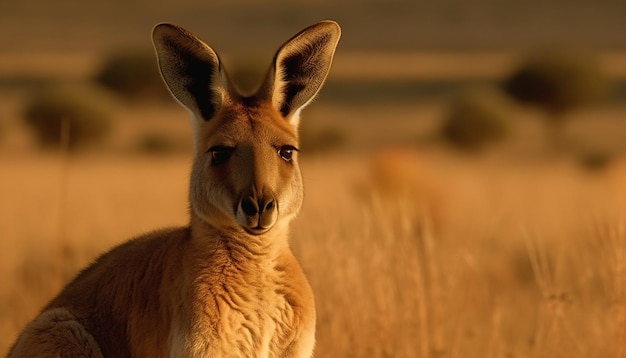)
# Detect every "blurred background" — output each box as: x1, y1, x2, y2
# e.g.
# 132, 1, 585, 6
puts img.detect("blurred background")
1, 0, 626, 157
1, 1, 626, 357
